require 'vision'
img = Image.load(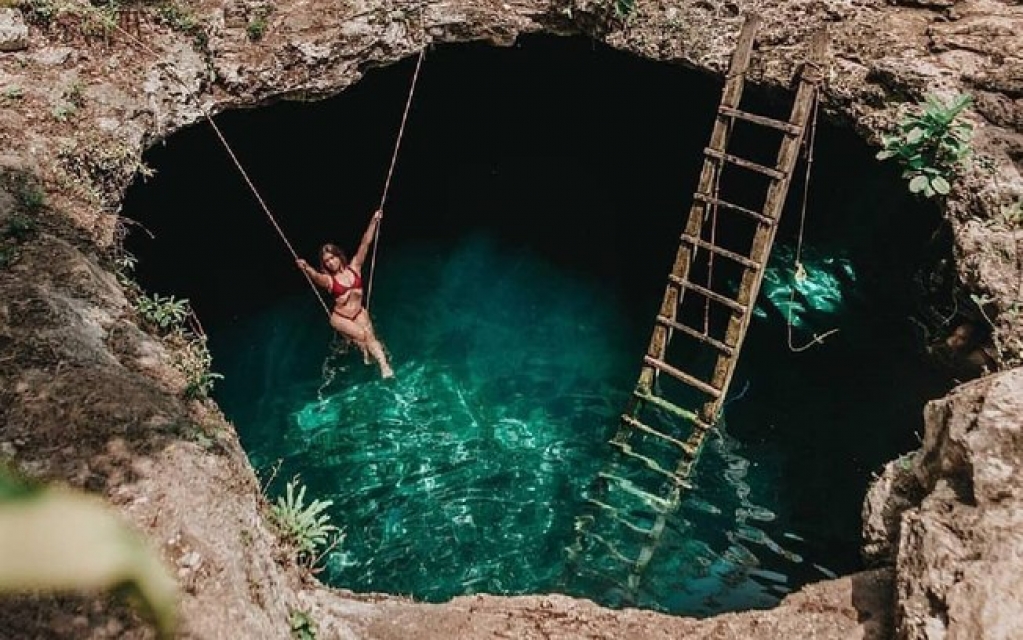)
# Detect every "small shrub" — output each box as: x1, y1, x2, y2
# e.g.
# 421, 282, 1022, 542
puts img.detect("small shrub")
3, 215, 38, 241
52, 103, 76, 122
155, 1, 207, 48
135, 292, 190, 331
270, 478, 341, 565
1, 86, 24, 101
114, 251, 138, 282
63, 81, 85, 108
614, 0, 635, 18
289, 609, 318, 640
17, 0, 59, 26
173, 331, 224, 398
992, 199, 1023, 229
876, 93, 973, 199
246, 15, 267, 40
